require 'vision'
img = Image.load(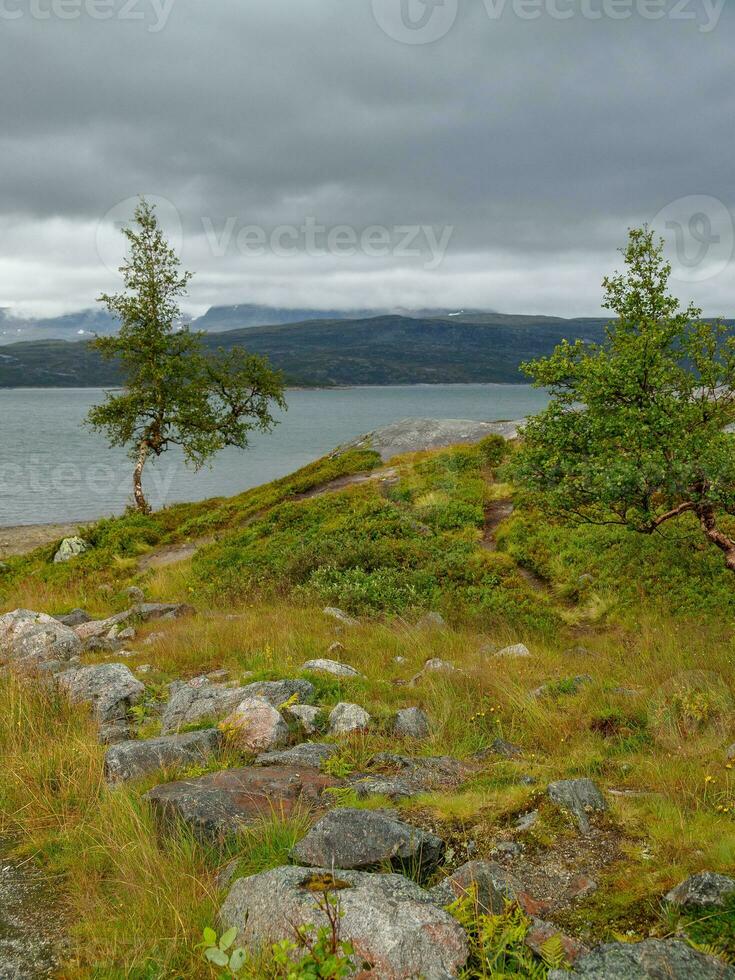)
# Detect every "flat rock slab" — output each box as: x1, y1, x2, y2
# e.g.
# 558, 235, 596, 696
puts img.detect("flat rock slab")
219, 865, 468, 980
145, 766, 339, 840
161, 678, 314, 734
548, 939, 735, 979
366, 753, 471, 790
254, 743, 337, 769
0, 609, 81, 670
104, 729, 221, 783
291, 807, 445, 873
342, 417, 523, 461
